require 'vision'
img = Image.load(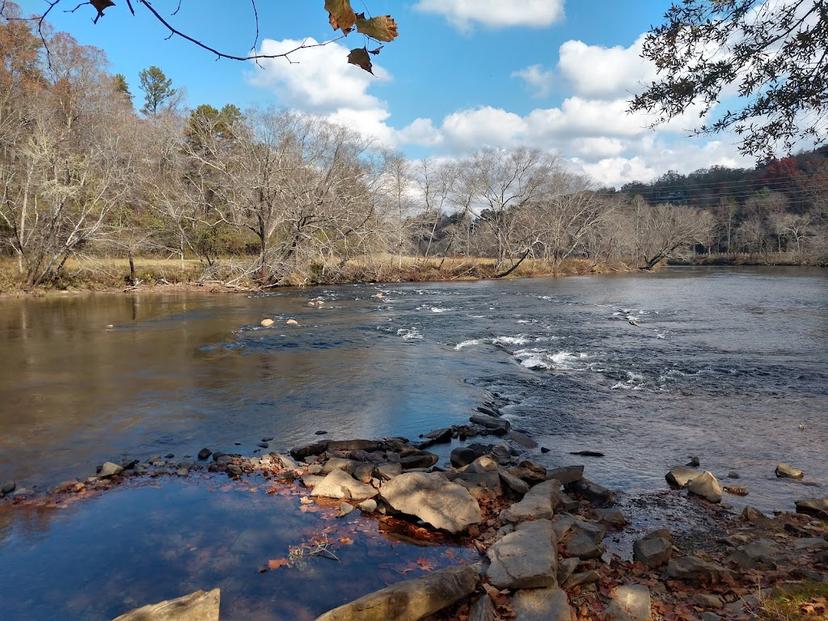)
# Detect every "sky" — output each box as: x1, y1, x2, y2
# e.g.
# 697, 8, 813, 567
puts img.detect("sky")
21, 0, 756, 187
